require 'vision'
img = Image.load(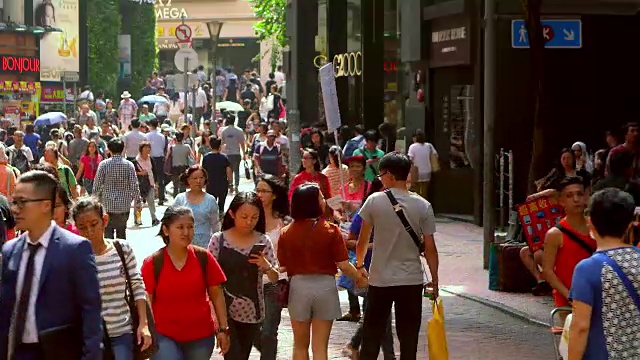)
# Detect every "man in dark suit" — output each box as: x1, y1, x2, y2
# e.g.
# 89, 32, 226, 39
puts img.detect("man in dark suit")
0, 170, 102, 360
